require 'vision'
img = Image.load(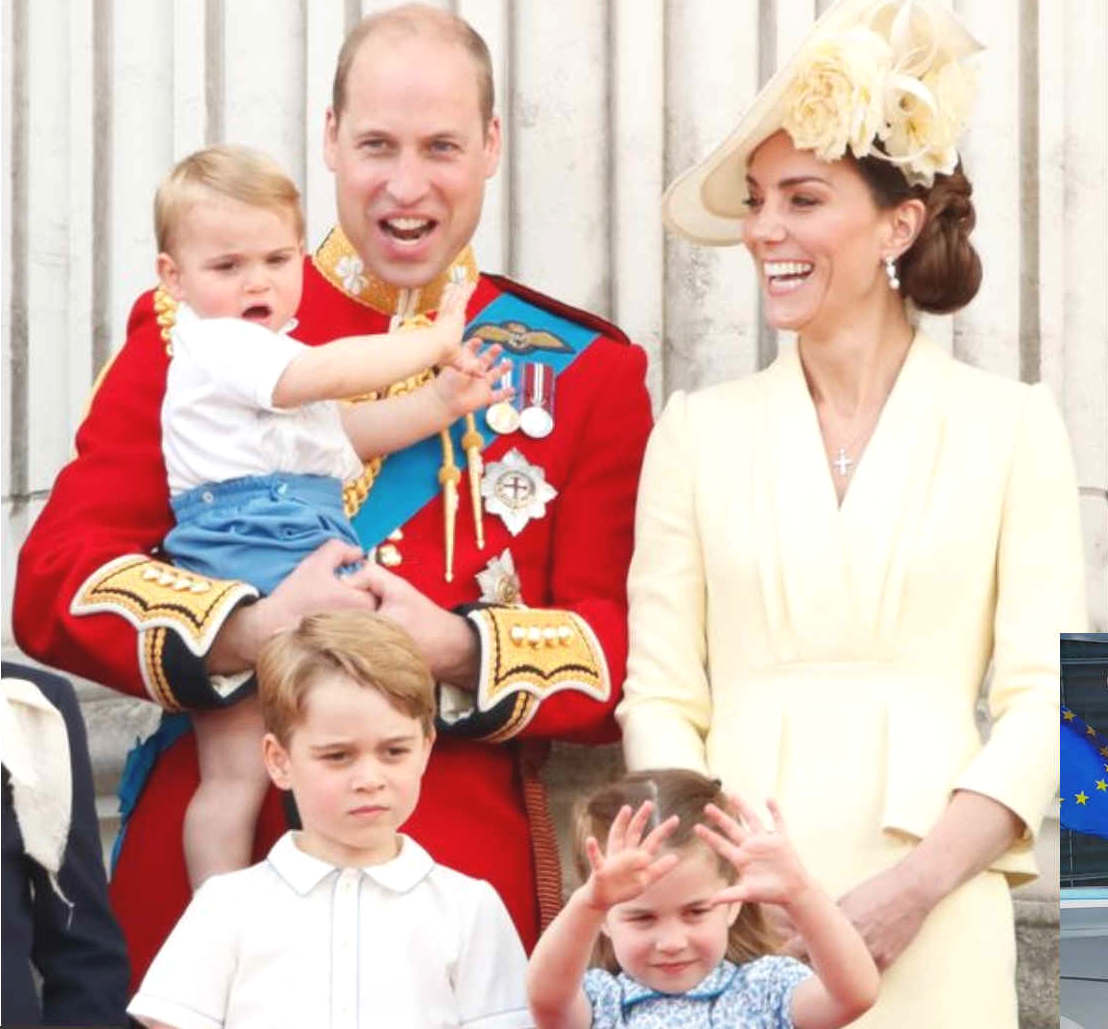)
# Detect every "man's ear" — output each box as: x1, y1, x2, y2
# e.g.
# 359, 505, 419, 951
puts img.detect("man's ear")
262, 732, 293, 791
482, 114, 502, 180
323, 107, 339, 172
156, 252, 184, 300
